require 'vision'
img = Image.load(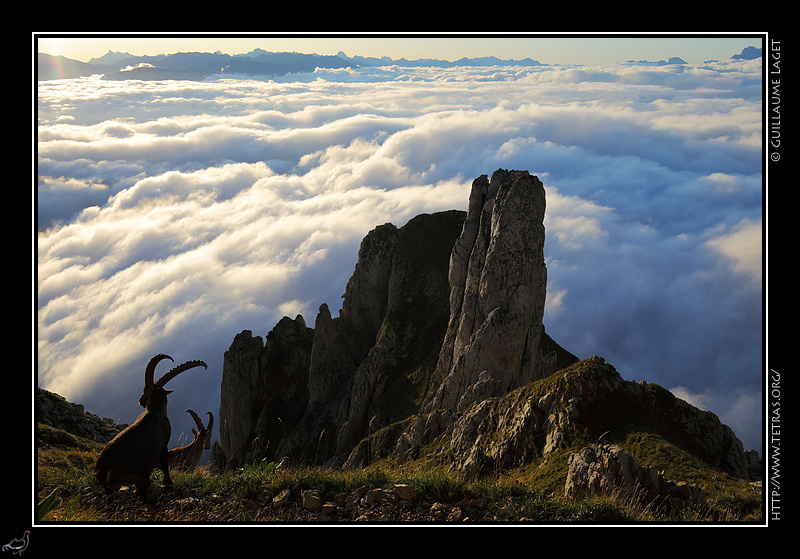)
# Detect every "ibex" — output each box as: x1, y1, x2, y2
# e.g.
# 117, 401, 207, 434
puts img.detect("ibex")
94, 354, 207, 502
167, 410, 214, 471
